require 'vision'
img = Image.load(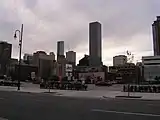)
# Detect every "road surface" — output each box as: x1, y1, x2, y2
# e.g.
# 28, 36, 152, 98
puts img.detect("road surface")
0, 91, 160, 120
